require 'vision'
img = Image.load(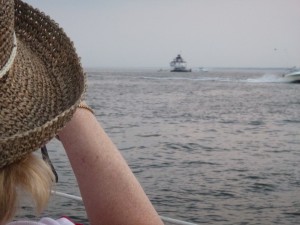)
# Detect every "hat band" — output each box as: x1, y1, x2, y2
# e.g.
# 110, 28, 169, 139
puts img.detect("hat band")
0, 32, 17, 79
